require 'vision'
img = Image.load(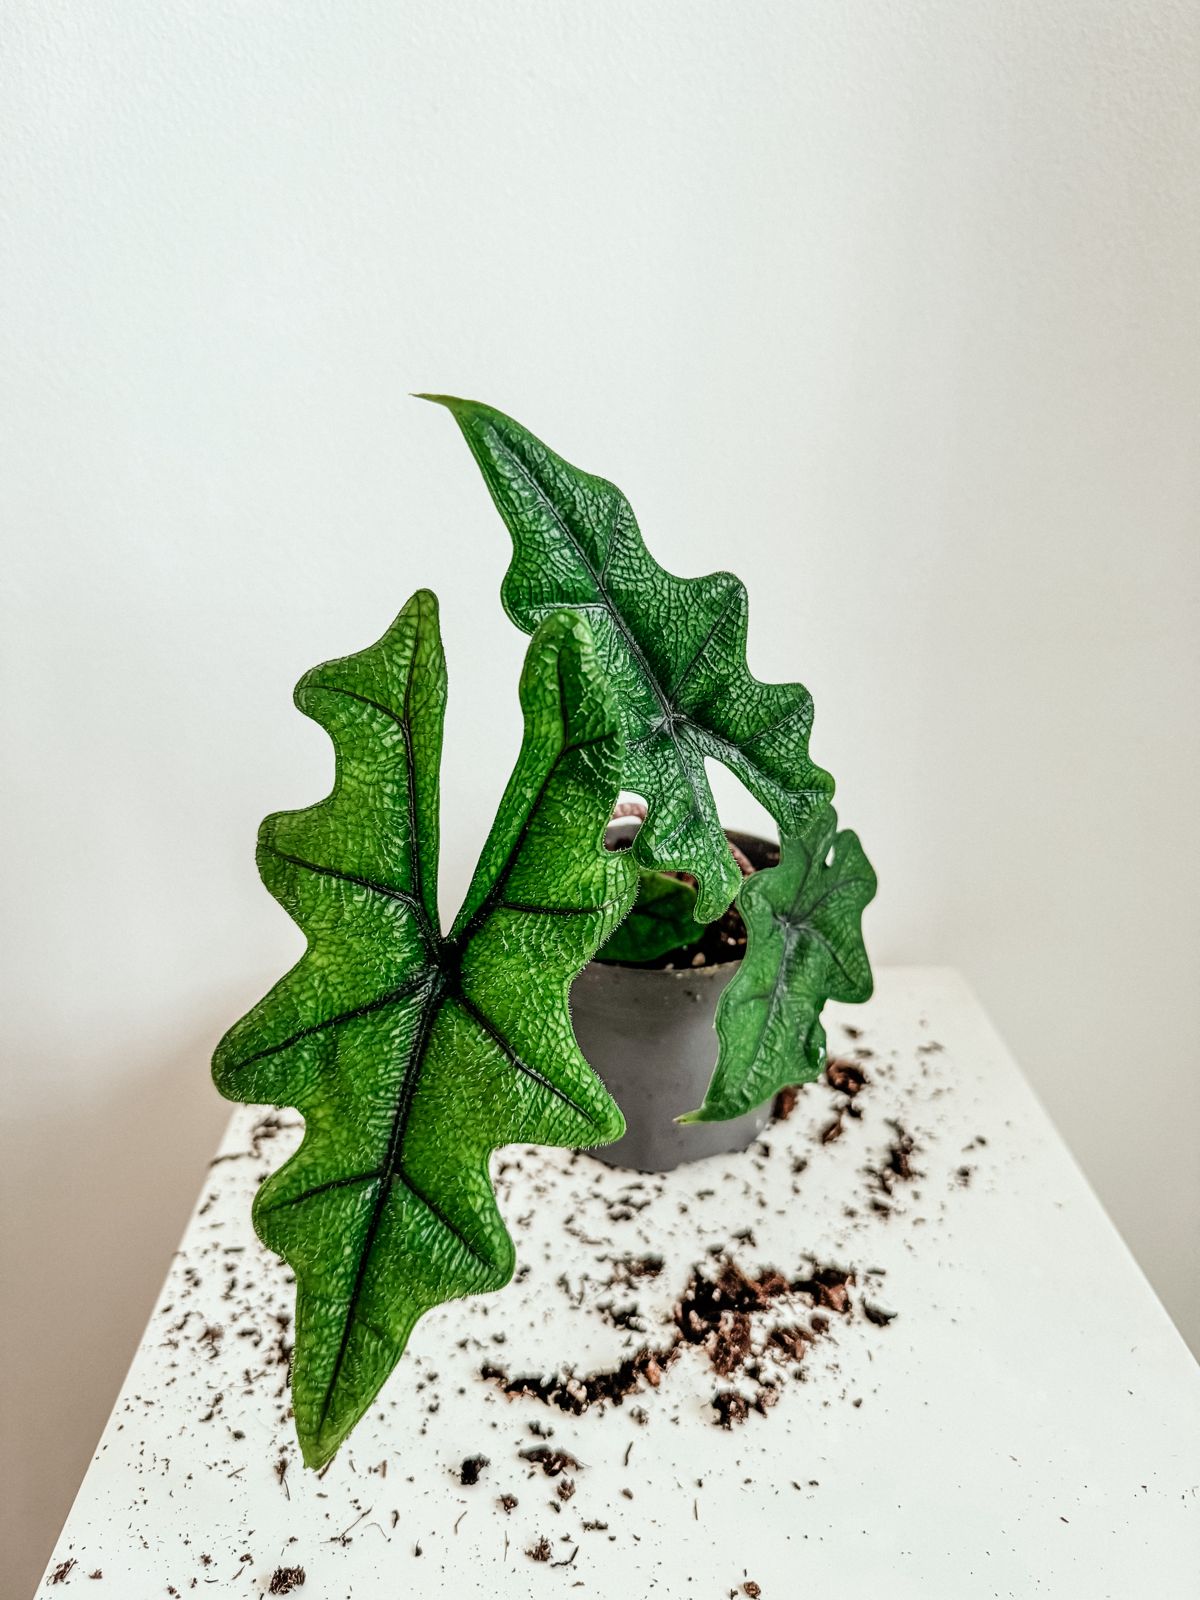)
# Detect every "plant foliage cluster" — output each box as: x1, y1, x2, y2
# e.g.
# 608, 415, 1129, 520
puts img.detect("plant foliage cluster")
214, 400, 875, 1465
